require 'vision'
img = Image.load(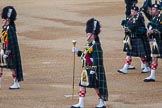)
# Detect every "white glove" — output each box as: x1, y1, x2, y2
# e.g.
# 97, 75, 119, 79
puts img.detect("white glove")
0, 49, 4, 55
90, 70, 96, 74
72, 47, 78, 54
3, 54, 8, 59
